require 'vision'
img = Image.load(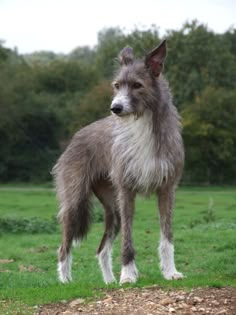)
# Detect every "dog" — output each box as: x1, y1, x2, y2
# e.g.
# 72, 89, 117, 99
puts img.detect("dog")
52, 40, 185, 284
